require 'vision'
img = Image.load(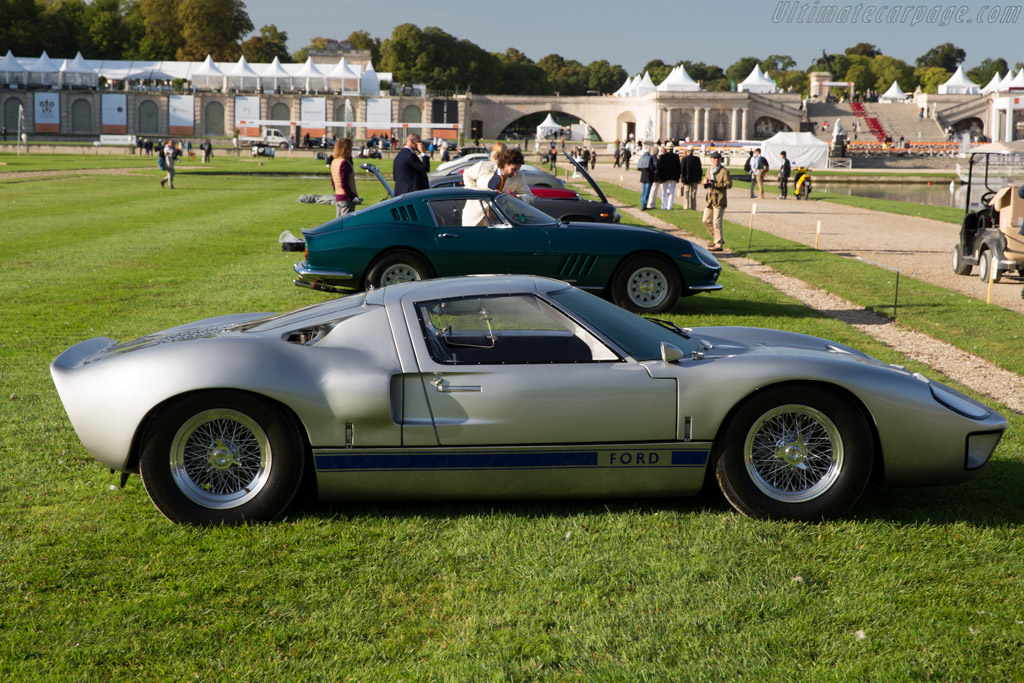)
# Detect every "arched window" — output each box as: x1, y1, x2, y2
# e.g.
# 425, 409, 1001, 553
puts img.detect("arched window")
401, 105, 422, 123
204, 101, 224, 135
270, 102, 291, 120
71, 99, 92, 134
138, 100, 159, 133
